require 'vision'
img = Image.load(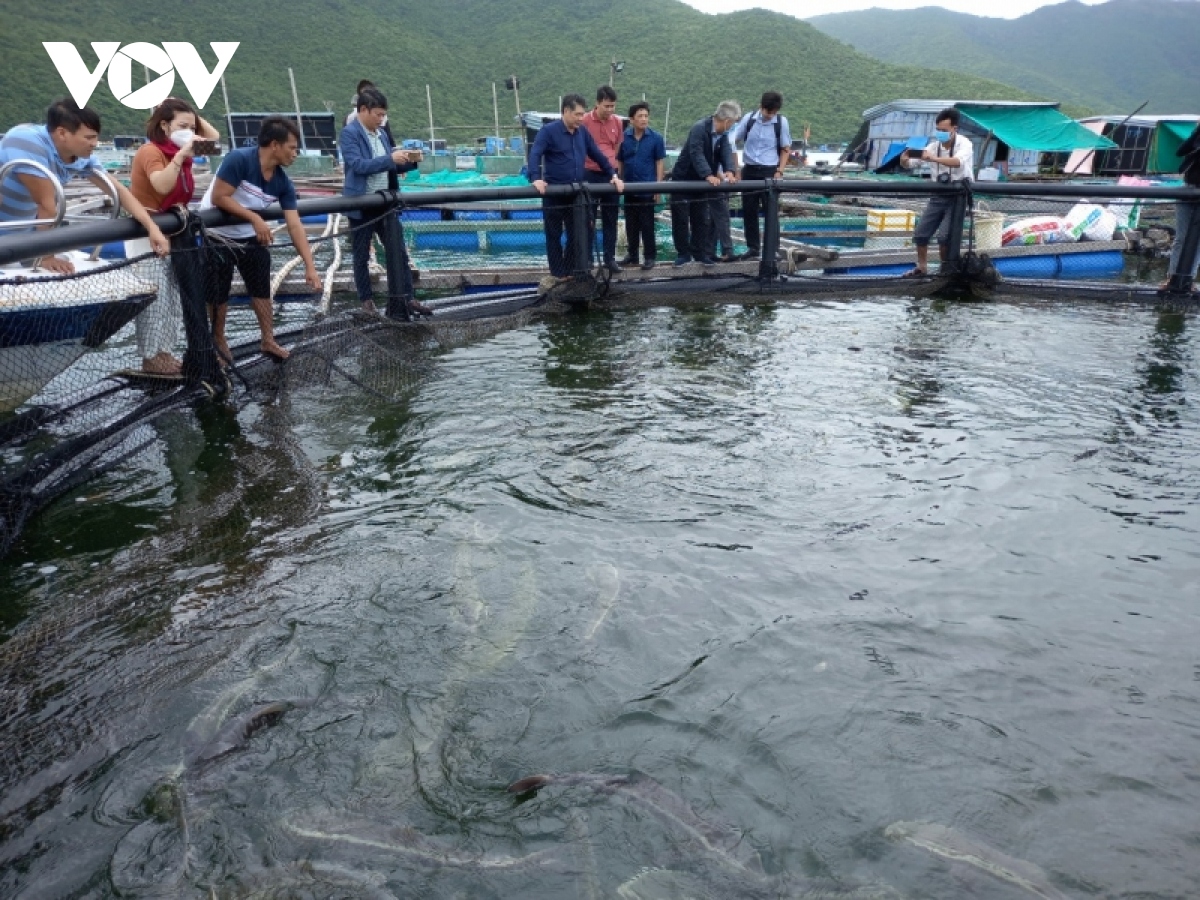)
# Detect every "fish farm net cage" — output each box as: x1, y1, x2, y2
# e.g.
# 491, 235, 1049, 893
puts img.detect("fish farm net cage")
0, 174, 1197, 894
1, 177, 1198, 565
